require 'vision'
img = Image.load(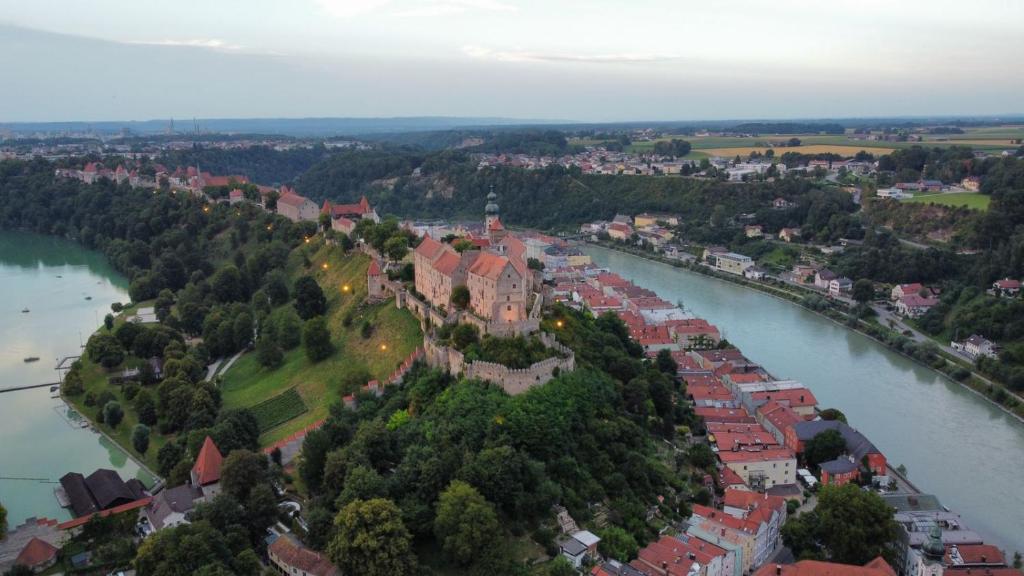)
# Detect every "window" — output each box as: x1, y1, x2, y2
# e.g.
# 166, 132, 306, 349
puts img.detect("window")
507, 305, 512, 311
